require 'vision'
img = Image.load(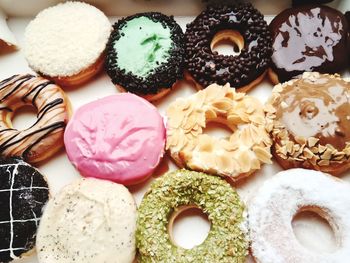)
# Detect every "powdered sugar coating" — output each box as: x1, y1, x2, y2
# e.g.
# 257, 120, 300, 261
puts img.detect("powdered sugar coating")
24, 2, 111, 77
248, 168, 350, 263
